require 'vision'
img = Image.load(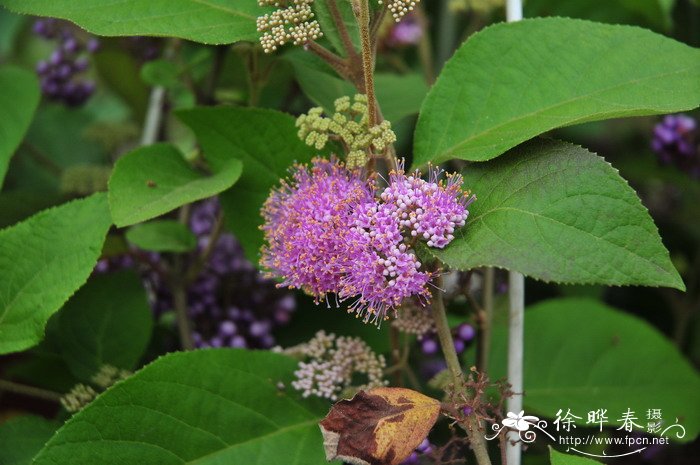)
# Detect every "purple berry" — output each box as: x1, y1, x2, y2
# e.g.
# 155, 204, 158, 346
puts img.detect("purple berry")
453, 338, 465, 354
86, 38, 101, 53
457, 323, 475, 342
421, 337, 439, 355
